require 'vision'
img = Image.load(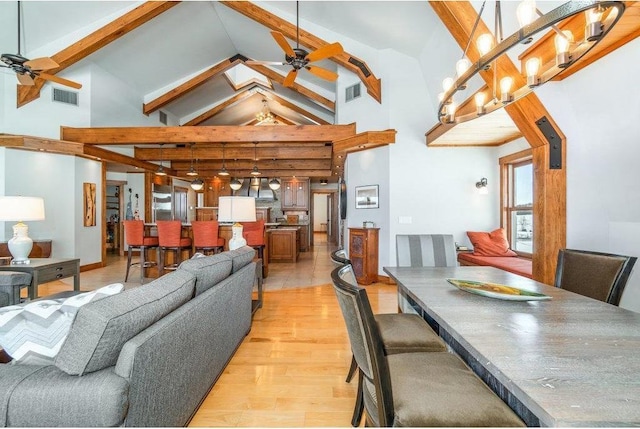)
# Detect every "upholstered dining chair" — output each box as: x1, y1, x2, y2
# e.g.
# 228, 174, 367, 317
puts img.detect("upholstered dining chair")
191, 220, 225, 255
331, 249, 350, 267
156, 220, 192, 274
395, 234, 457, 314
555, 249, 637, 306
335, 263, 447, 426
123, 220, 159, 284
331, 264, 525, 427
